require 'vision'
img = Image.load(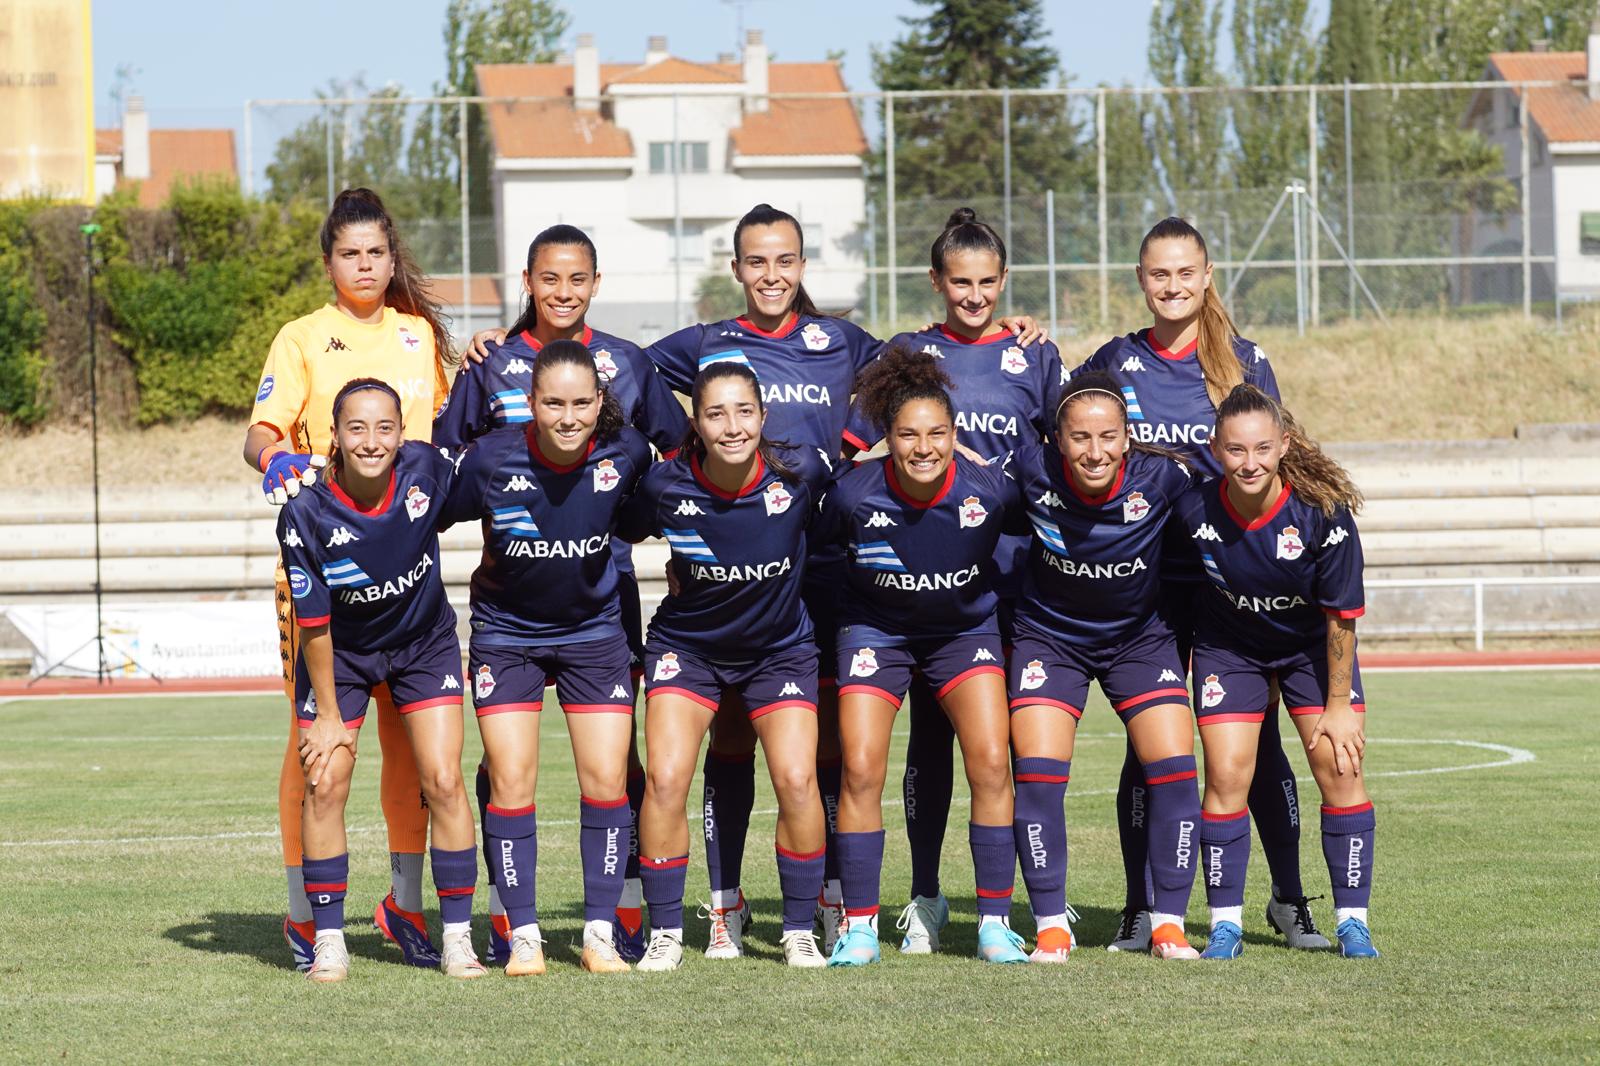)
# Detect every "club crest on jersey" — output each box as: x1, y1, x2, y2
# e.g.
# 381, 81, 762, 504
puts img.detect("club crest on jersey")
1200, 674, 1226, 709
959, 496, 988, 529
592, 350, 619, 382
849, 648, 879, 678
593, 459, 621, 493
397, 325, 421, 351
801, 322, 830, 351
256, 376, 274, 402
1000, 346, 1028, 374
763, 480, 793, 516
1019, 659, 1048, 691
653, 653, 682, 682
474, 664, 496, 701
1122, 491, 1151, 523
404, 485, 431, 522
1276, 525, 1305, 560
